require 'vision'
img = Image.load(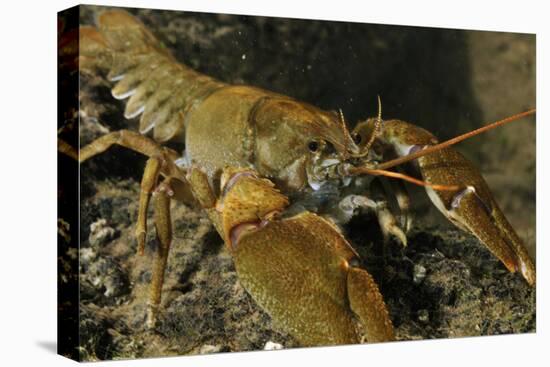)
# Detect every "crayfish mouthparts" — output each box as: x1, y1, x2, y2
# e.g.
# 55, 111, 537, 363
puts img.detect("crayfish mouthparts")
338, 162, 378, 178
306, 158, 352, 191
